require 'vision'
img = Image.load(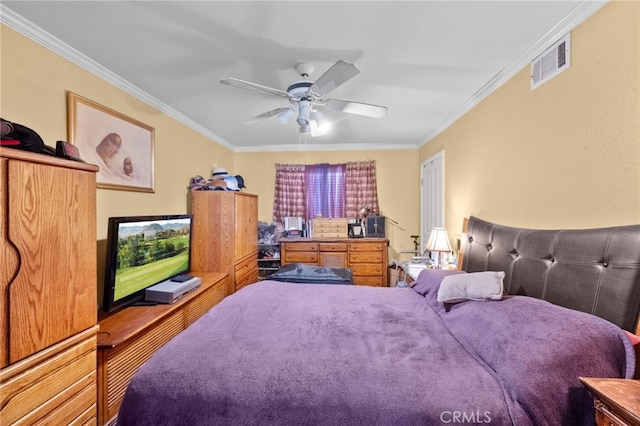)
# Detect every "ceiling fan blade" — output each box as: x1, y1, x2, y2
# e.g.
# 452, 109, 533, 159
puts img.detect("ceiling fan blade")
242, 107, 291, 125
220, 78, 290, 99
324, 99, 388, 118
310, 60, 360, 97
